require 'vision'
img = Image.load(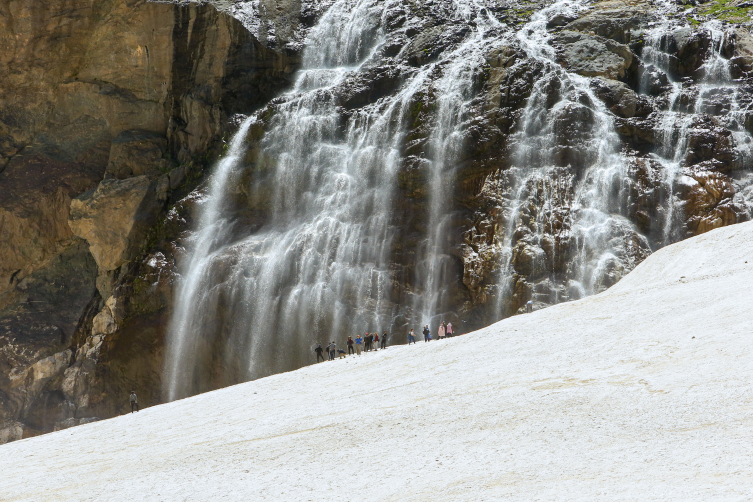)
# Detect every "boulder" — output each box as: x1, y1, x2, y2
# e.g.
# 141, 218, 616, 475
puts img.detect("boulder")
672, 28, 712, 77
731, 28, 753, 76
69, 176, 164, 273
564, 0, 649, 44
553, 30, 635, 80
590, 78, 638, 117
